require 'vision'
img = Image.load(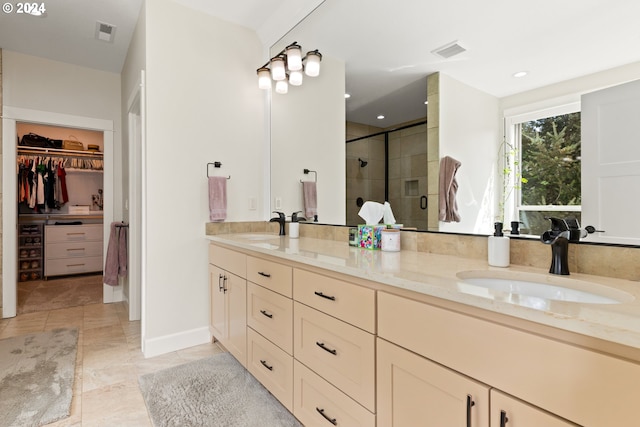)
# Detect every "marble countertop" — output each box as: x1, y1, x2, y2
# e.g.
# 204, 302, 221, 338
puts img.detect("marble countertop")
206, 233, 640, 351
